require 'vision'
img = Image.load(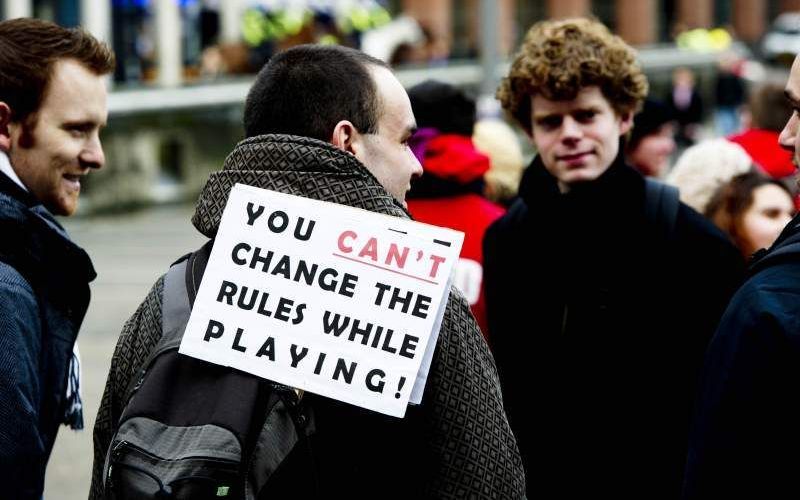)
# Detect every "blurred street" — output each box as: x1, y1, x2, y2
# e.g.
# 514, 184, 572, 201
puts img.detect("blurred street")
43, 204, 206, 499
